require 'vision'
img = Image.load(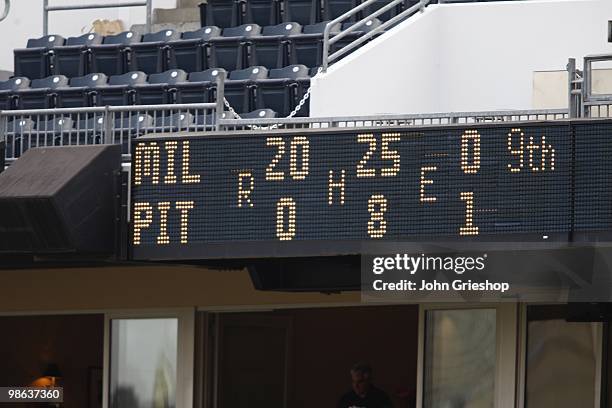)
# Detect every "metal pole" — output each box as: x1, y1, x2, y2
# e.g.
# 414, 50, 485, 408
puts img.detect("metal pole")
145, 0, 152, 34
43, 0, 49, 36
215, 70, 226, 131
567, 58, 577, 118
